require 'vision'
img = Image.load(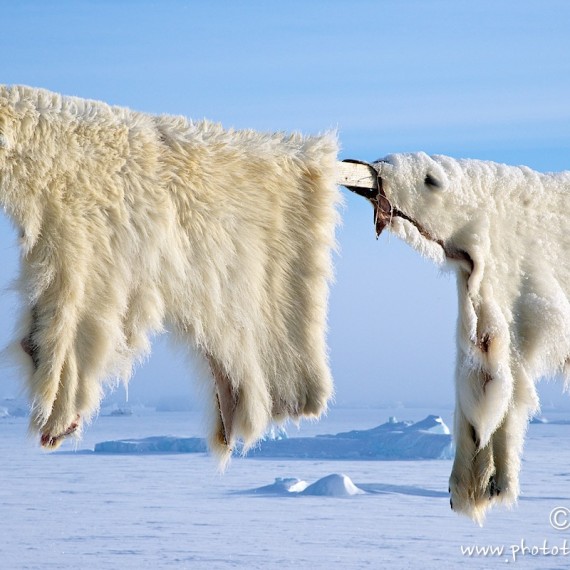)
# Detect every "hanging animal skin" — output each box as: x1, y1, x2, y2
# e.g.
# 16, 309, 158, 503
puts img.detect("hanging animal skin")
0, 85, 341, 464
367, 152, 570, 523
